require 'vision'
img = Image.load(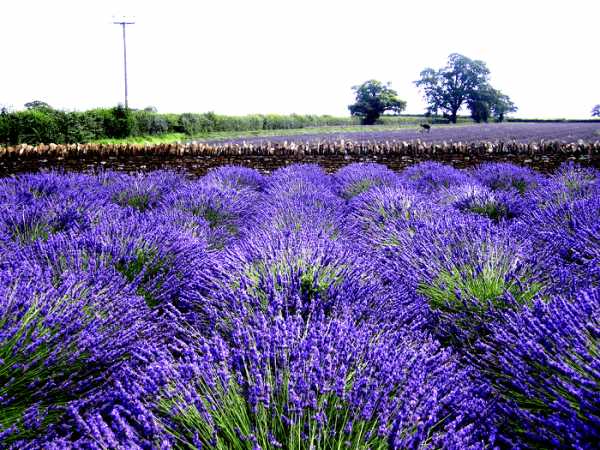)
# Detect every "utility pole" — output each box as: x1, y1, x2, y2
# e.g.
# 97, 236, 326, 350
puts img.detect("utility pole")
113, 17, 135, 109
